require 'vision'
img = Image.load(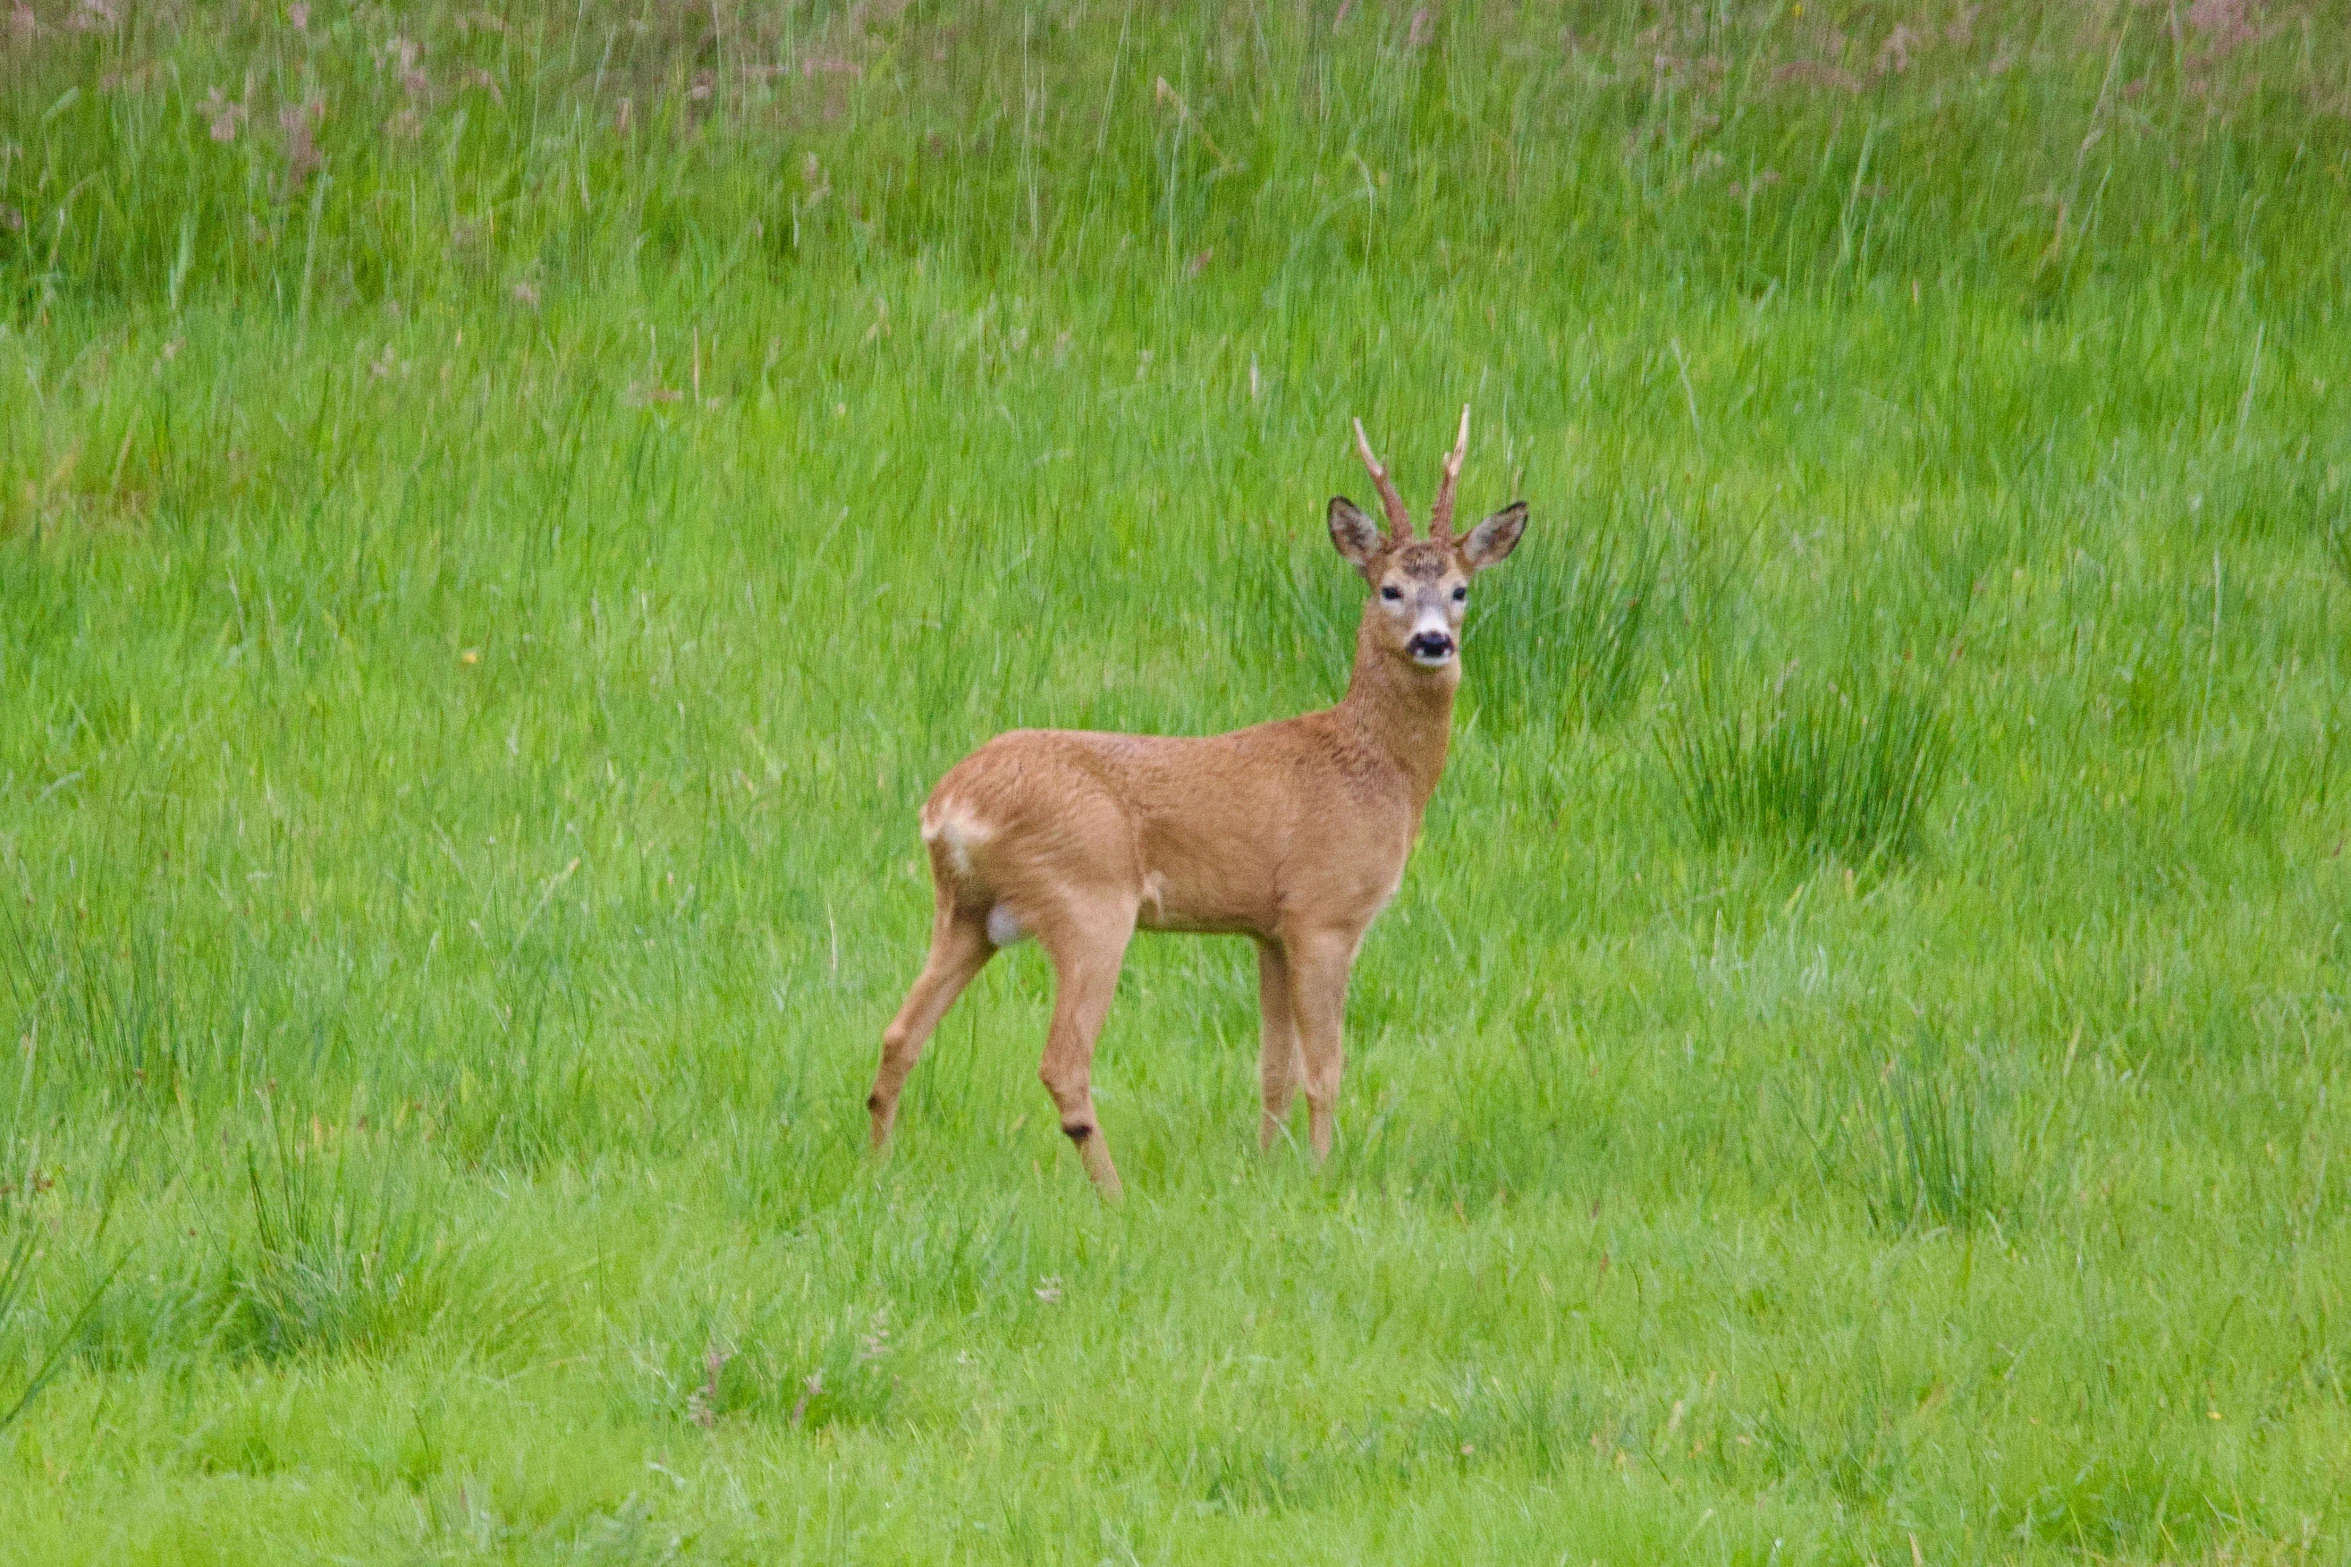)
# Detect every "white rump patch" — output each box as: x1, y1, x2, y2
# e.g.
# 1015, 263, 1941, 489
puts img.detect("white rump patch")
920, 800, 994, 882
985, 905, 1027, 948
